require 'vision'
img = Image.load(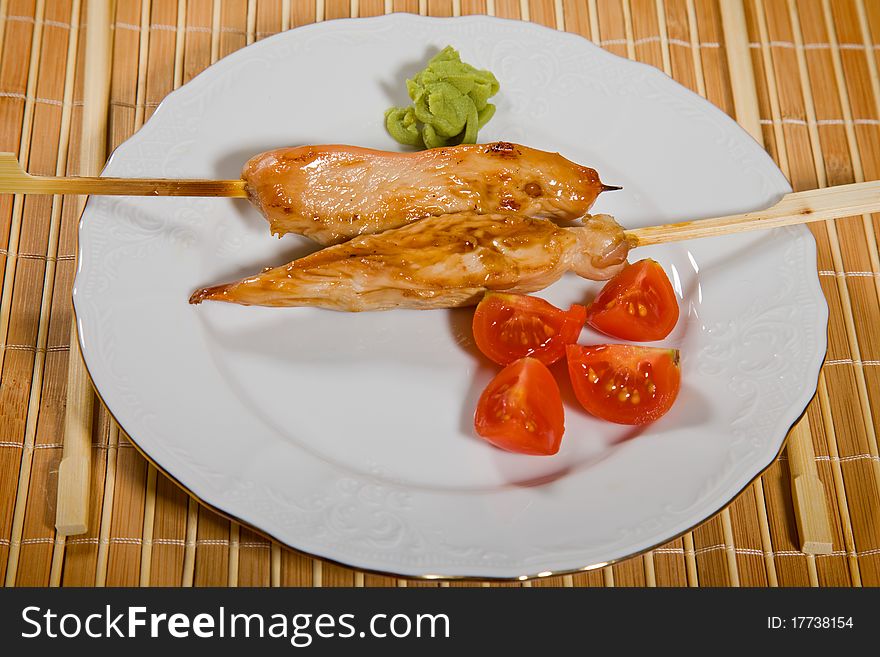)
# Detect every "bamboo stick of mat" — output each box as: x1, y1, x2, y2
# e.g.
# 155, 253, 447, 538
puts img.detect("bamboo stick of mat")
717, 0, 833, 557
55, 0, 115, 537
2, 0, 49, 588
